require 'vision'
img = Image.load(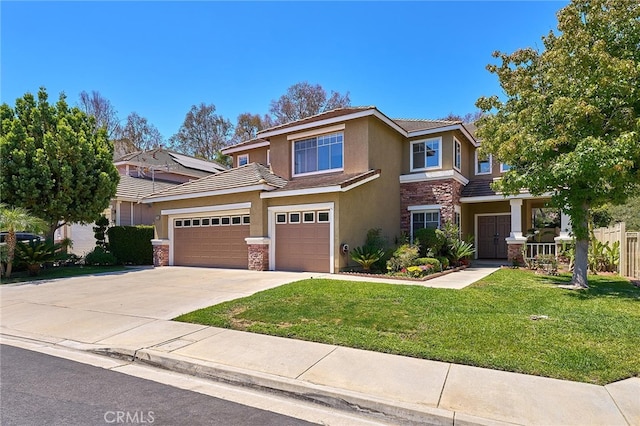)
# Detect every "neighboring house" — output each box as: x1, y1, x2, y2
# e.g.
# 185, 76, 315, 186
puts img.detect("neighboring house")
143, 106, 571, 273
68, 149, 226, 255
